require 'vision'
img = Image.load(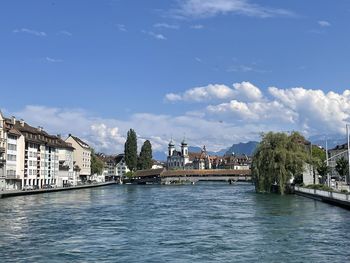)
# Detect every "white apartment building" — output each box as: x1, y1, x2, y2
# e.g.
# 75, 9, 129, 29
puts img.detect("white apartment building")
115, 154, 129, 176
0, 112, 6, 191
57, 139, 75, 187
66, 134, 91, 182
0, 116, 62, 189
